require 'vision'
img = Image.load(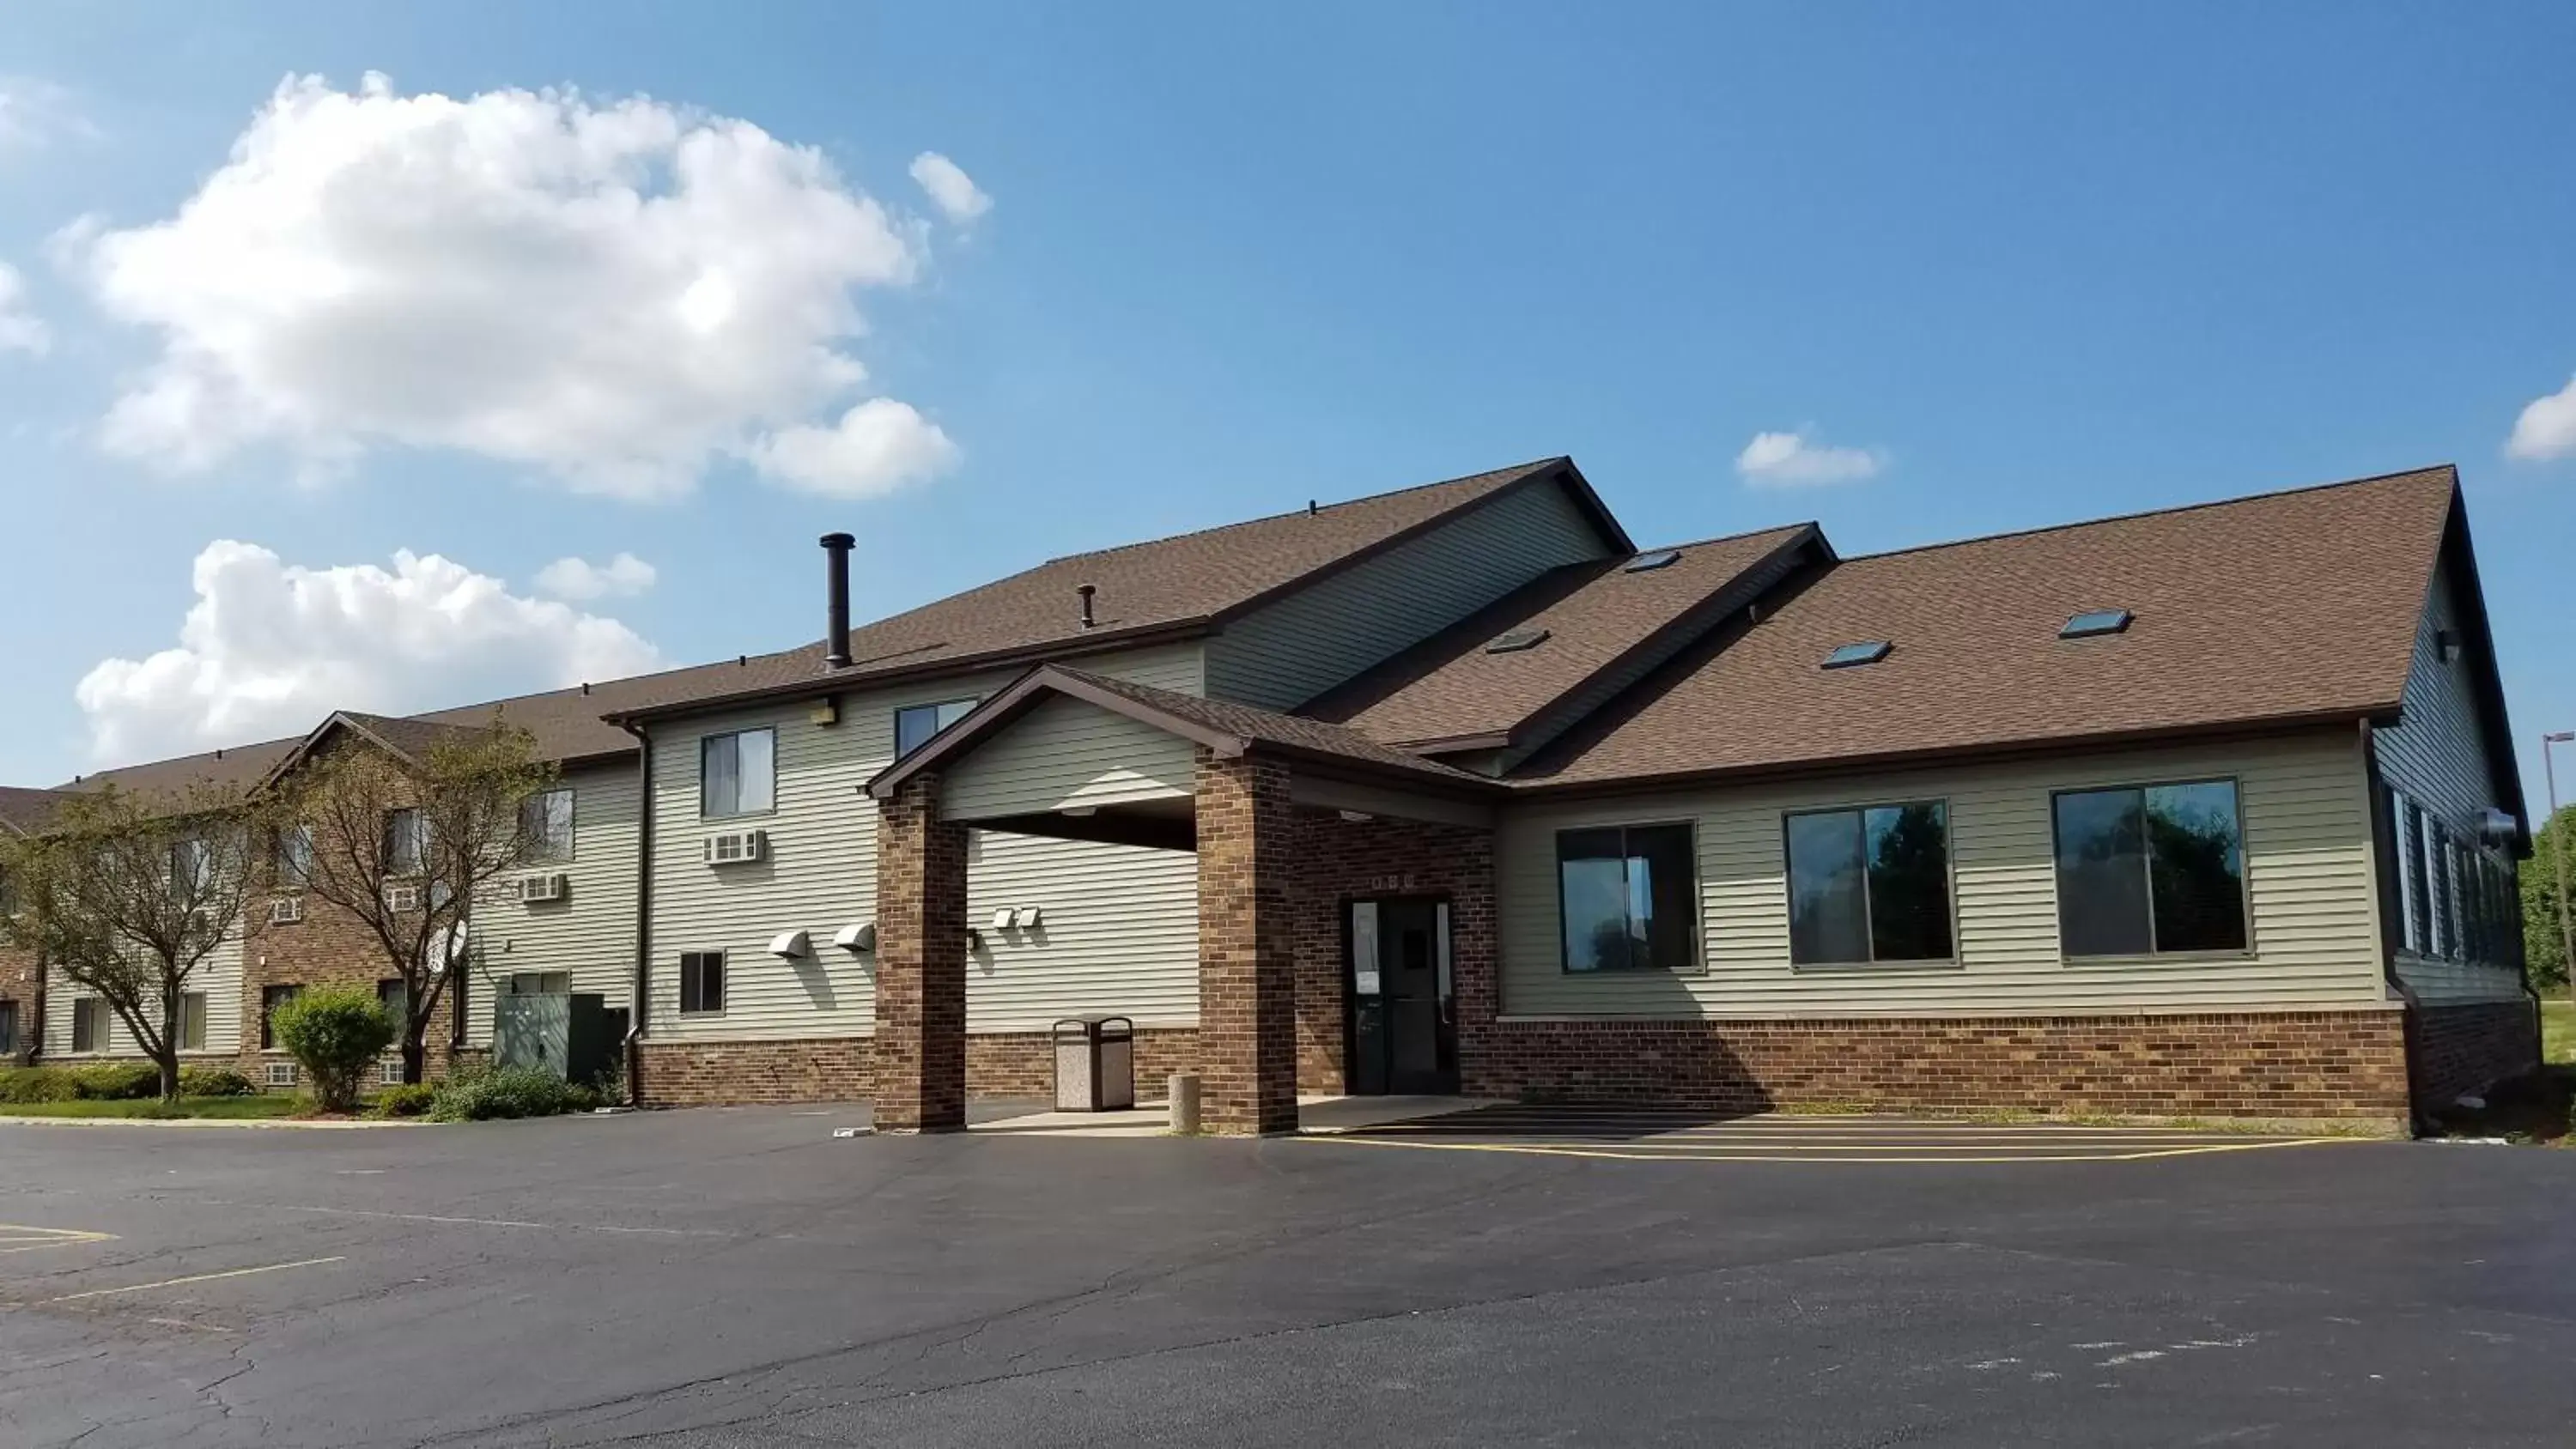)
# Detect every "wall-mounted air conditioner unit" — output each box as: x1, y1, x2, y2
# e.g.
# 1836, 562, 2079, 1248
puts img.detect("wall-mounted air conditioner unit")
704, 830, 769, 866
2476, 808, 2522, 846
384, 882, 424, 913
519, 872, 569, 904
269, 896, 306, 925
265, 1061, 300, 1088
